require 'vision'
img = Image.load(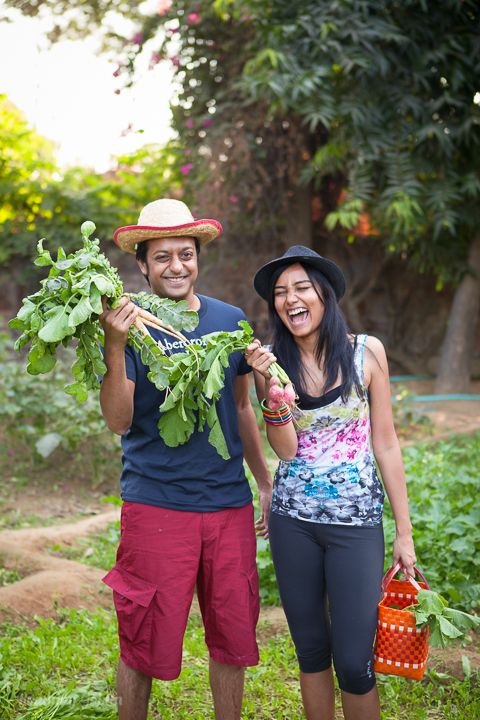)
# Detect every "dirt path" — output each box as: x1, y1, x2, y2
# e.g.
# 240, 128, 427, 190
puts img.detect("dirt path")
0, 511, 119, 621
